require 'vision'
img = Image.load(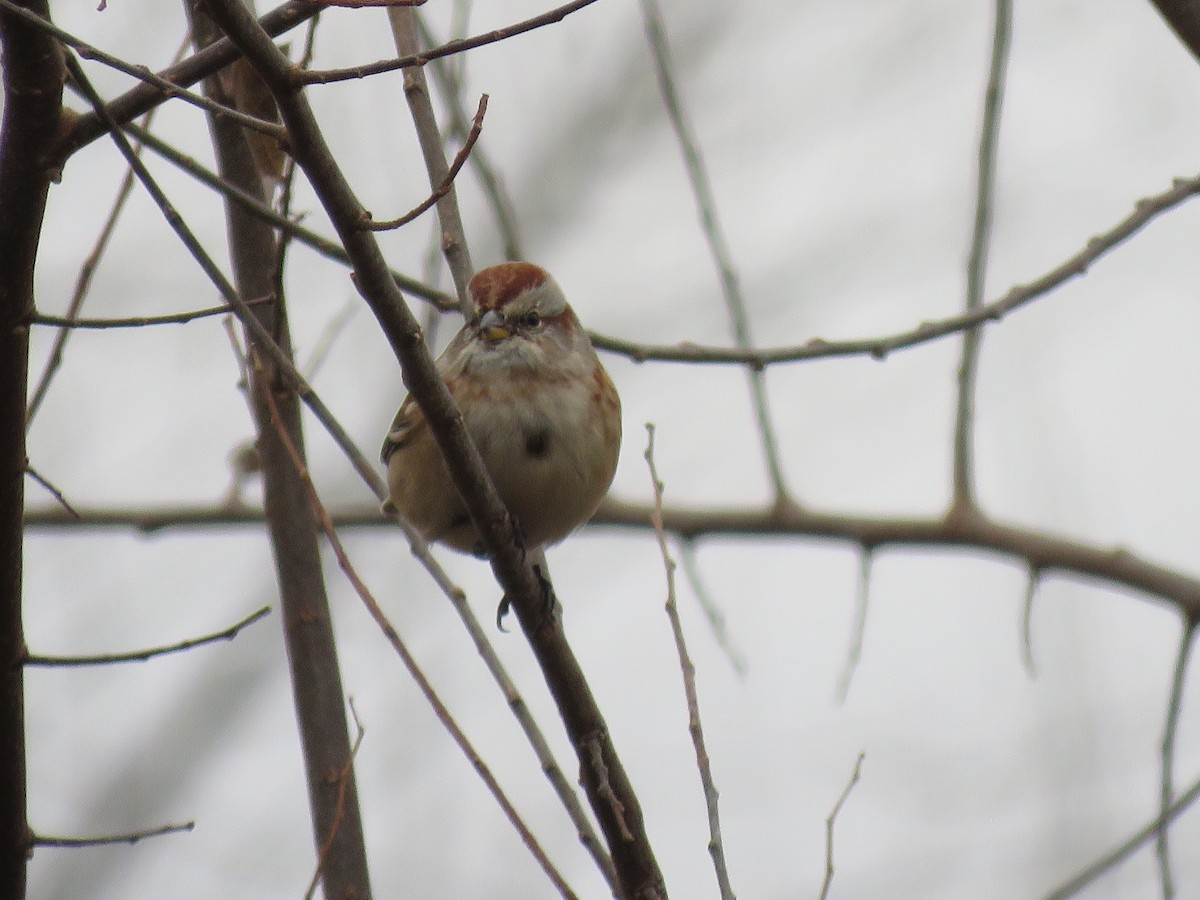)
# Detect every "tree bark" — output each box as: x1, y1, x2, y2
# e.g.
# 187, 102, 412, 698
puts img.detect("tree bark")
0, 2, 64, 896
185, 5, 374, 897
